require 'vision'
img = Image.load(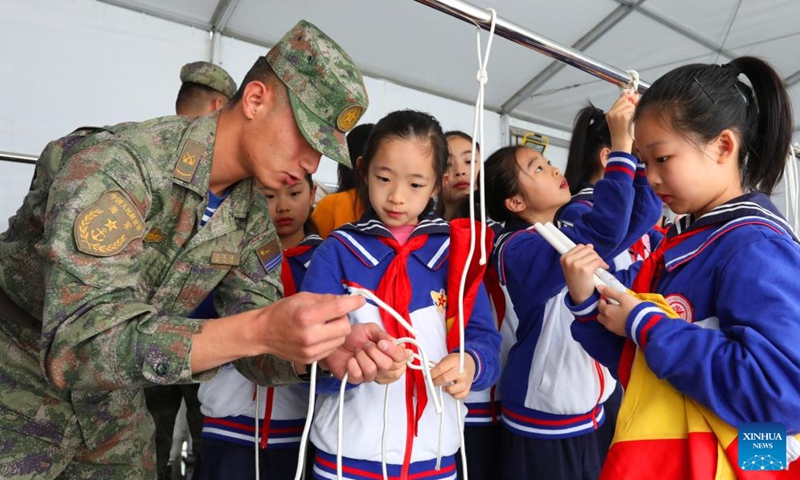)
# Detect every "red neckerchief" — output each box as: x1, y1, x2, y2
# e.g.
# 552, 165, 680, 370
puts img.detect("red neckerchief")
258, 244, 313, 449
279, 245, 312, 297
375, 234, 428, 480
